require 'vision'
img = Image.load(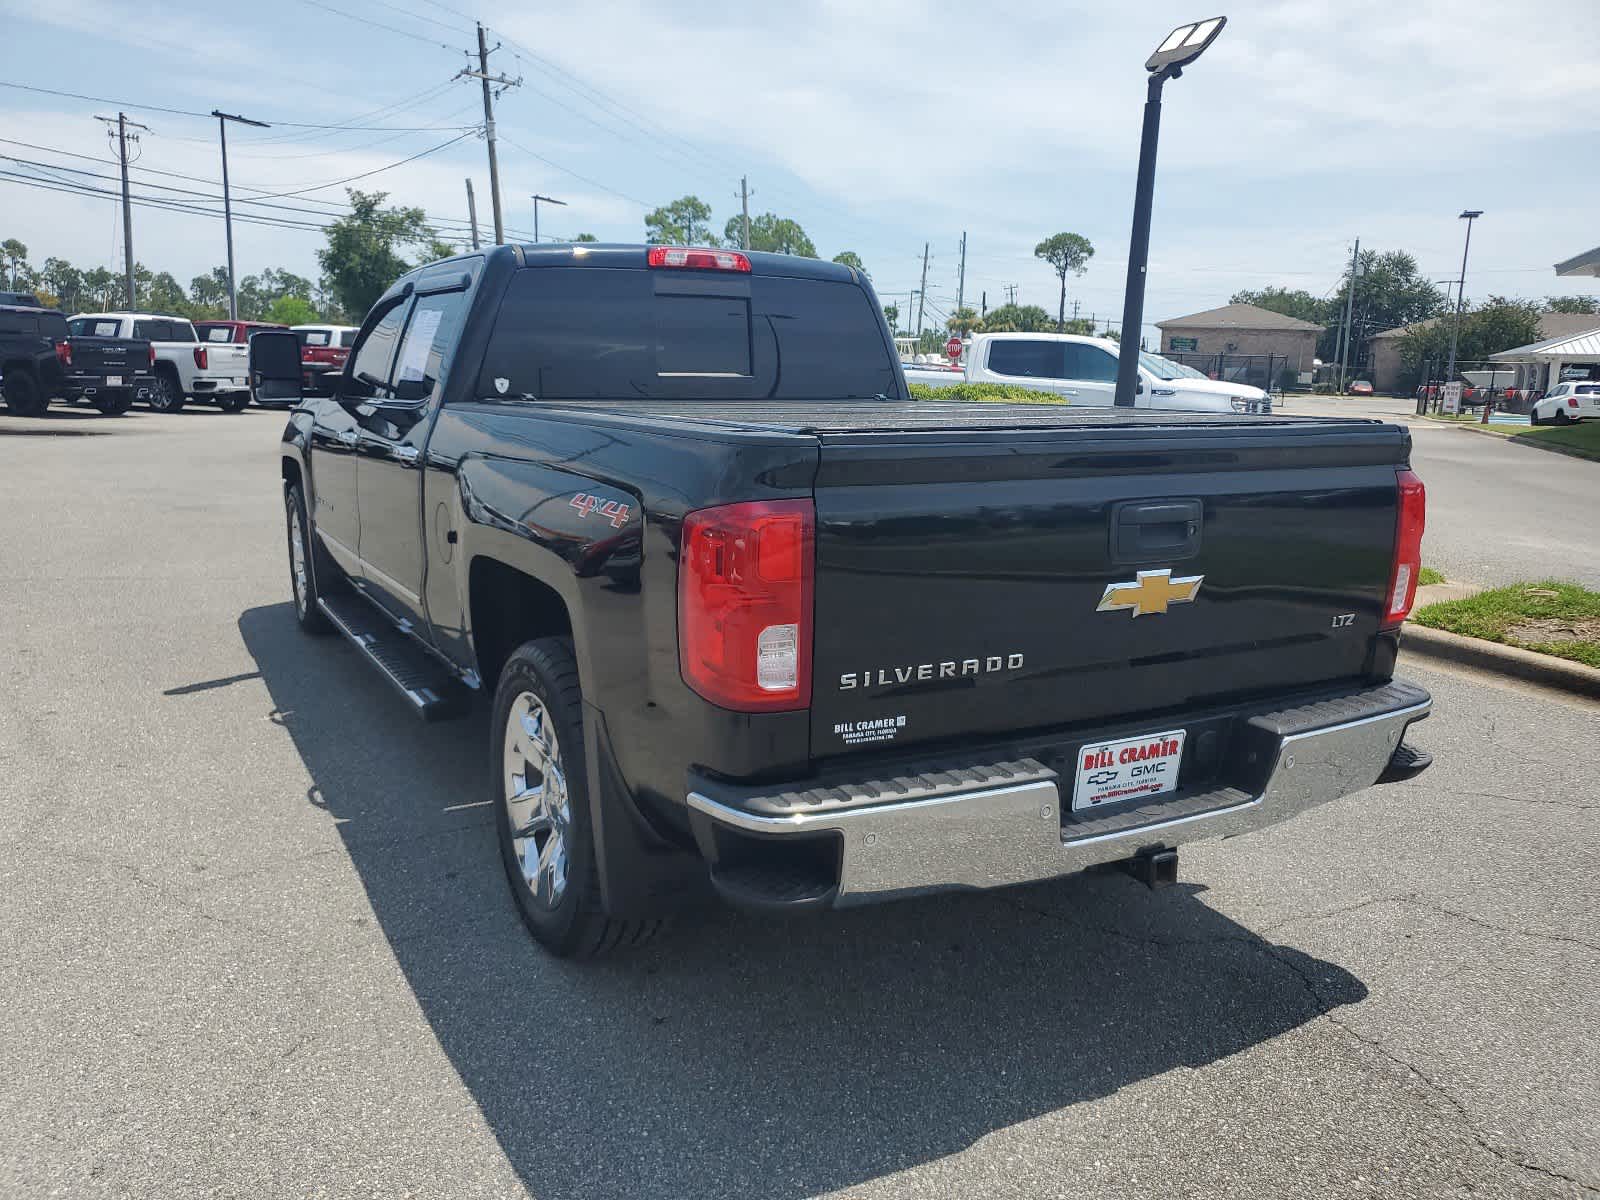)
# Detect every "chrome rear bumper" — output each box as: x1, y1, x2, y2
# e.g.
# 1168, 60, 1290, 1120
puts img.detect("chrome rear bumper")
687, 680, 1431, 907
